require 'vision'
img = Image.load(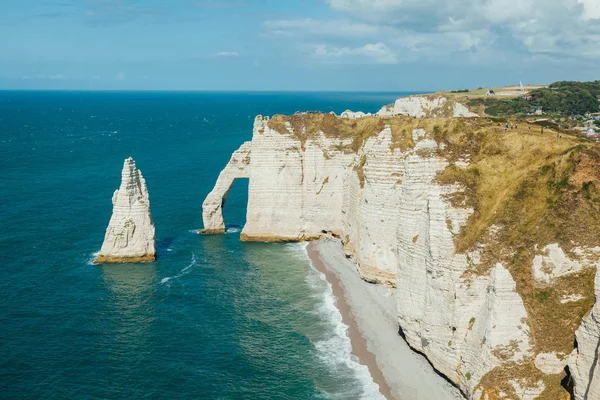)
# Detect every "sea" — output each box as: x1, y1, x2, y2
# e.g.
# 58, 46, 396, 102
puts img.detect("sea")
0, 91, 413, 399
